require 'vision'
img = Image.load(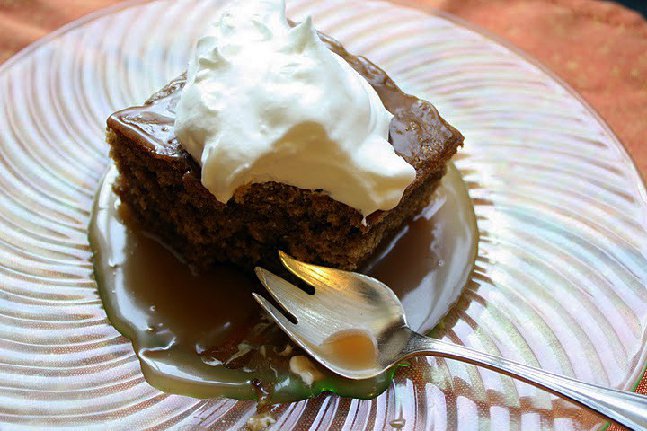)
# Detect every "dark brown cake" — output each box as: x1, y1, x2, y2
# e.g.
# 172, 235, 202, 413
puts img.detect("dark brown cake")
106, 33, 463, 272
